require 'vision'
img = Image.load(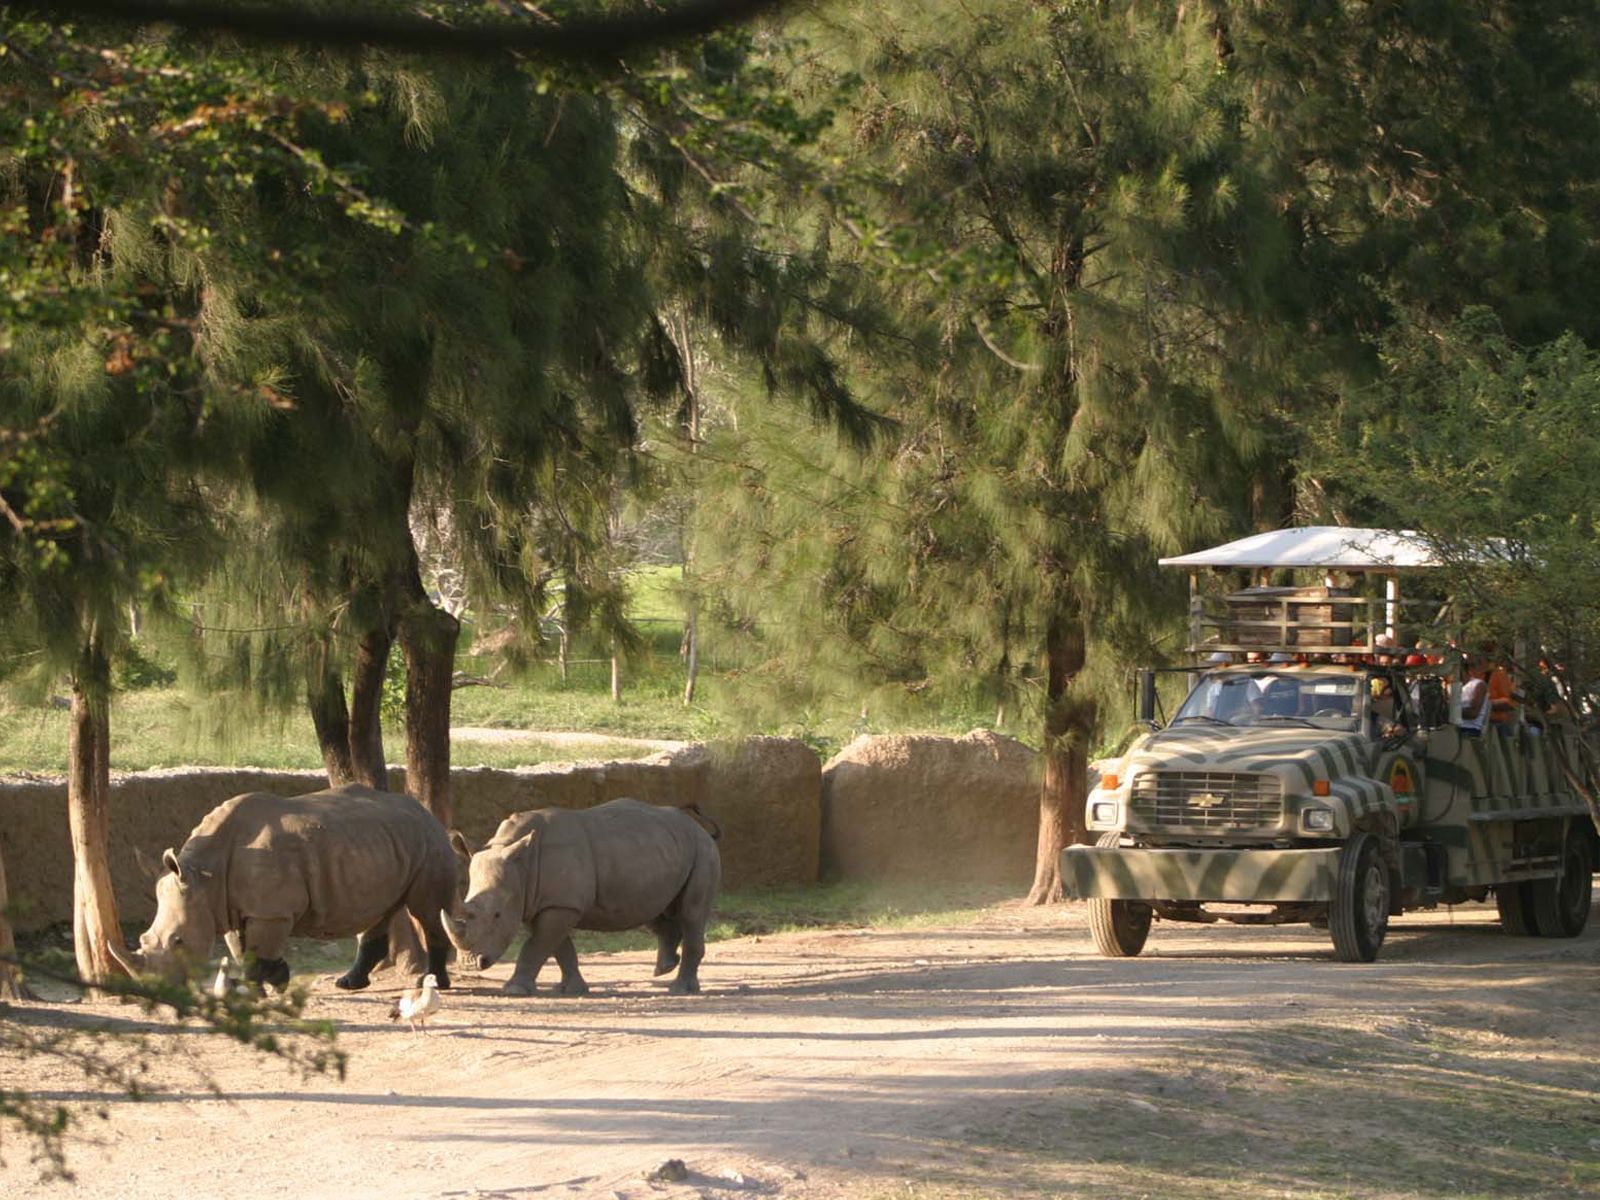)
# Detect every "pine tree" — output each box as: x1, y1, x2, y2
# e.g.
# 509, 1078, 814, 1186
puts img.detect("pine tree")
689, 1, 1283, 900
